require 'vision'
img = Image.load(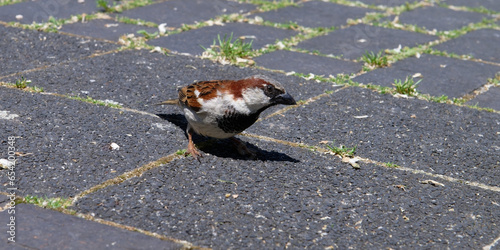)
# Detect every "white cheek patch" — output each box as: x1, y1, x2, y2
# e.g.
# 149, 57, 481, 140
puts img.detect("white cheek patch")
242, 87, 271, 111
